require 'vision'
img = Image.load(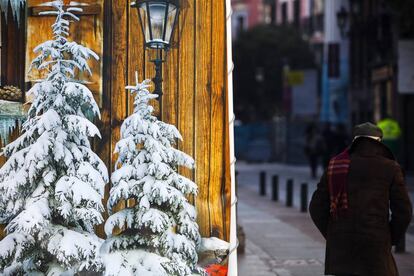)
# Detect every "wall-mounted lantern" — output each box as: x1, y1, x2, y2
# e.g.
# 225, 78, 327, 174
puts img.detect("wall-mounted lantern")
131, 0, 180, 111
